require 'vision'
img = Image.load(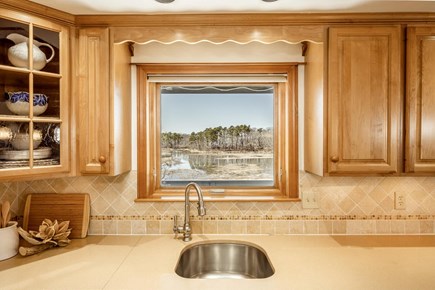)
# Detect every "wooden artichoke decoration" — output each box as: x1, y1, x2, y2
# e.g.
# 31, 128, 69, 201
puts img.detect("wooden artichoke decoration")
18, 219, 72, 256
